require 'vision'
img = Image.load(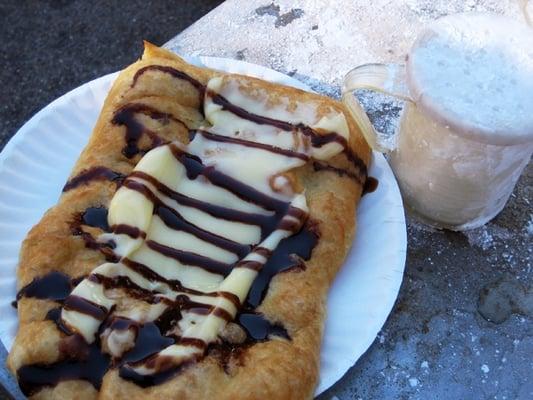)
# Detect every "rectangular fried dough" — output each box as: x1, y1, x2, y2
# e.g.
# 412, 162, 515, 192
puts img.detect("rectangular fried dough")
8, 43, 371, 400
